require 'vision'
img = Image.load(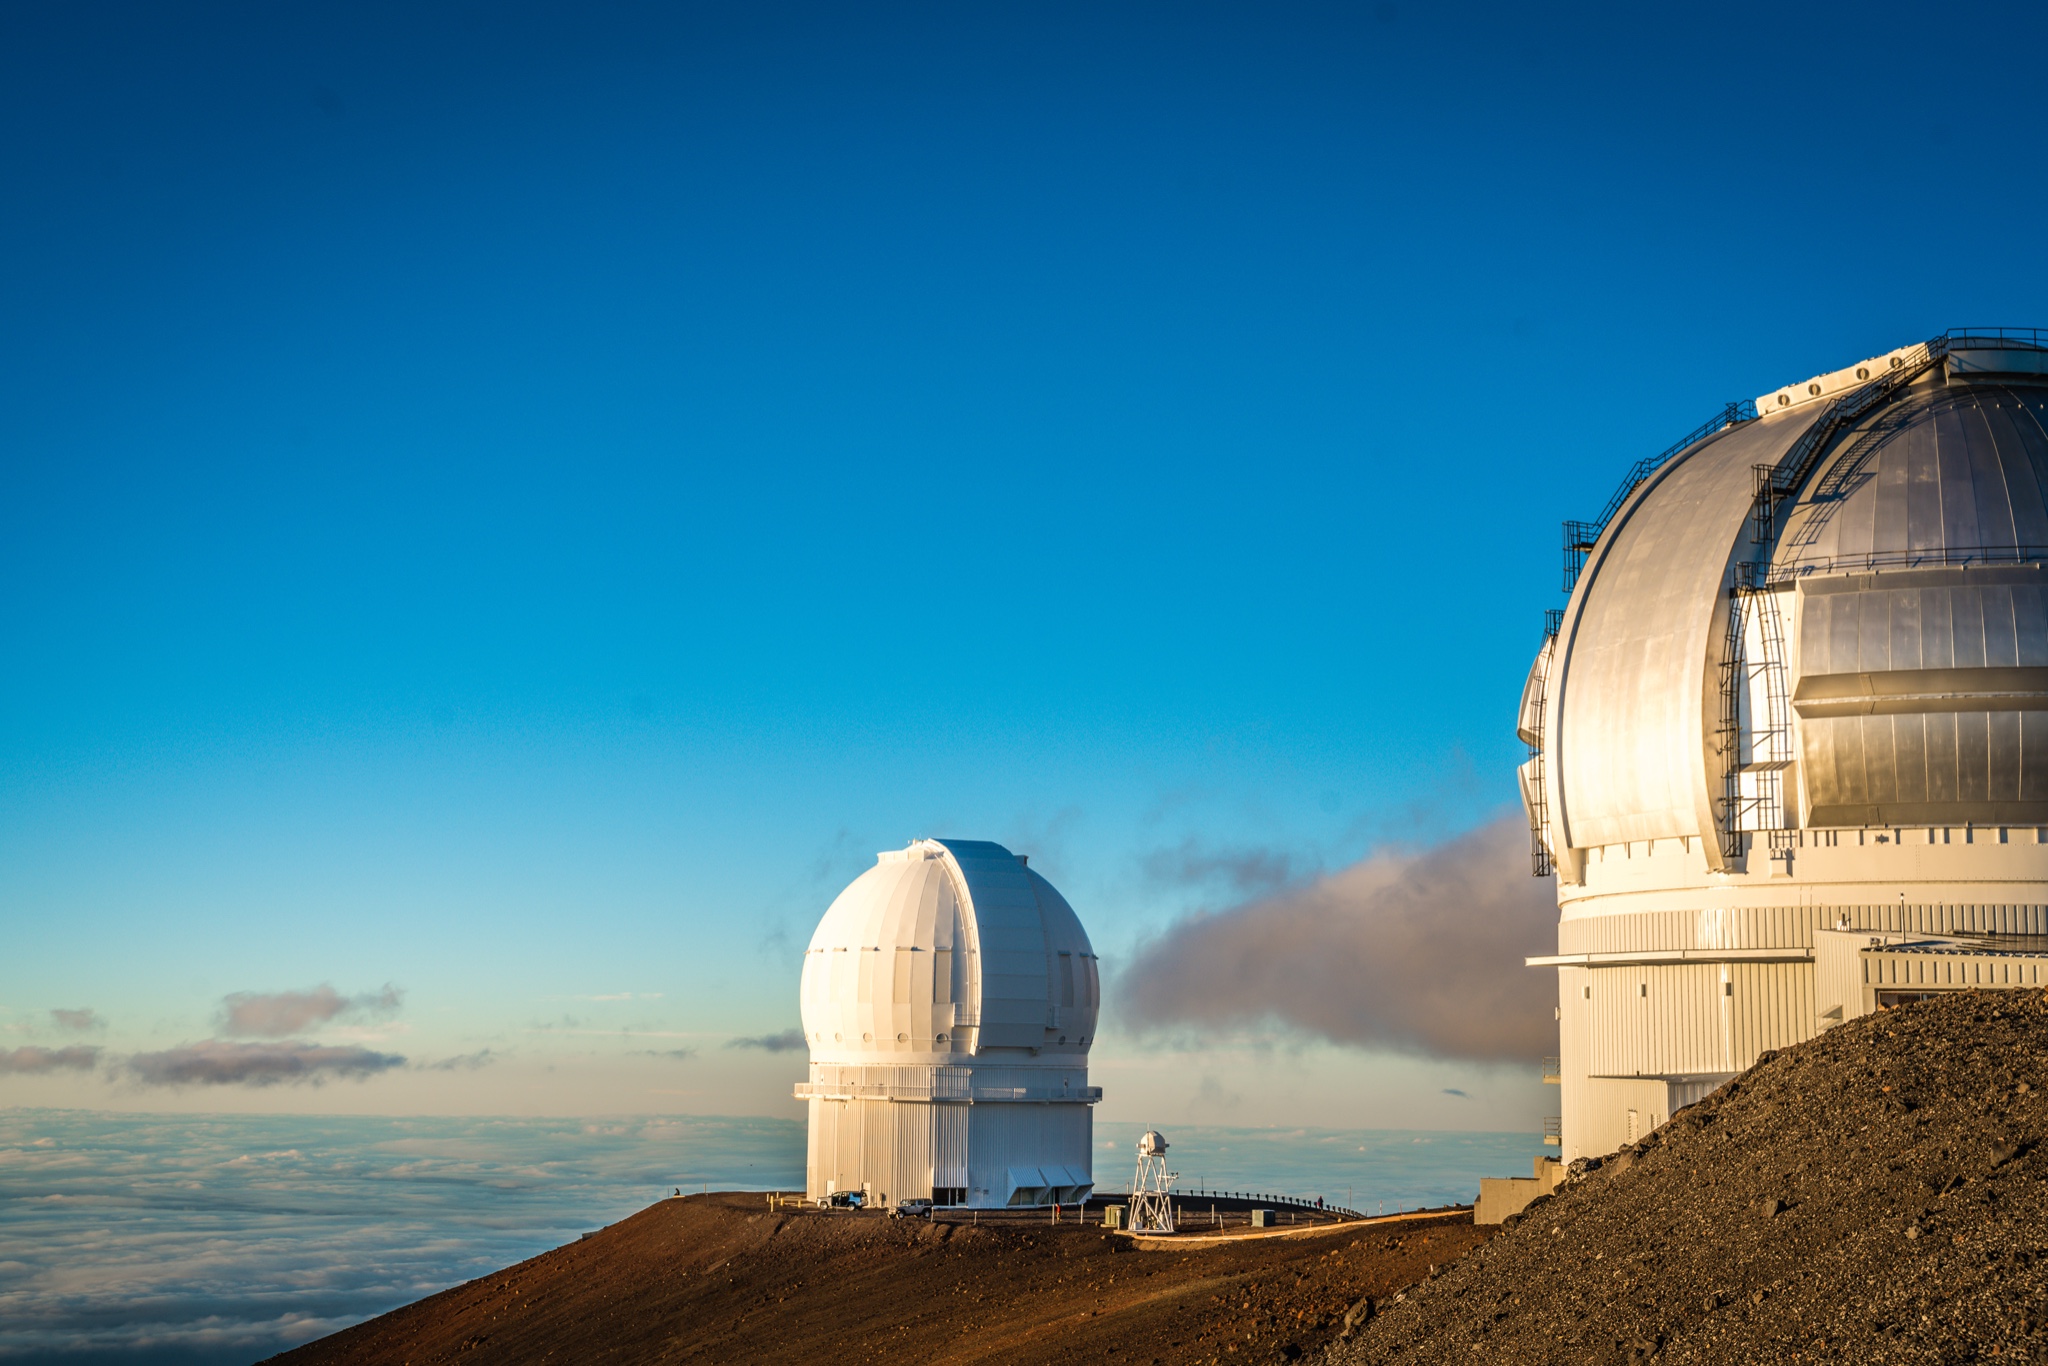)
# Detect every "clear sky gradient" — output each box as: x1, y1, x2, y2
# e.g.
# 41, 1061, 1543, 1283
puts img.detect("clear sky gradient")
6, 0, 2048, 1132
